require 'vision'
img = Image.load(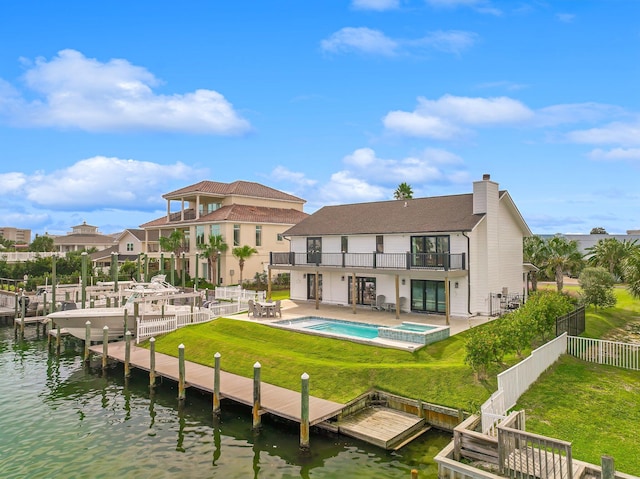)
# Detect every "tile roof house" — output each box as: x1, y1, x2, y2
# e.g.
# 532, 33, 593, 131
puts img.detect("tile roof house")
140, 180, 308, 285
51, 222, 118, 253
269, 174, 532, 319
